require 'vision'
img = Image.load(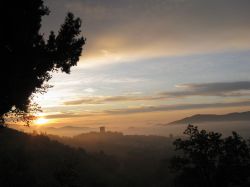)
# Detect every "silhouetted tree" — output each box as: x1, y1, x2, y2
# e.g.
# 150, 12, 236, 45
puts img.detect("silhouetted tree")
0, 0, 85, 125
170, 125, 250, 187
